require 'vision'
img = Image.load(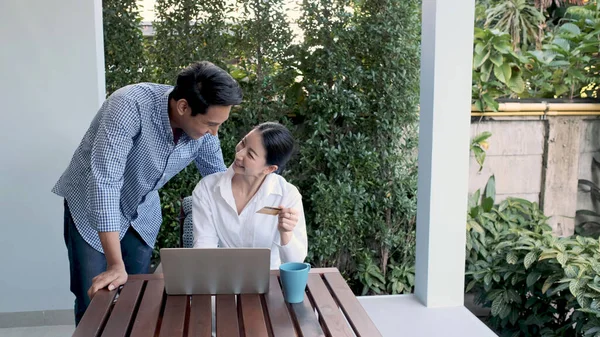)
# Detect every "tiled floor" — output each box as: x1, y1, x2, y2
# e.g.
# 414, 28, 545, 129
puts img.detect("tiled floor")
0, 325, 74, 337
